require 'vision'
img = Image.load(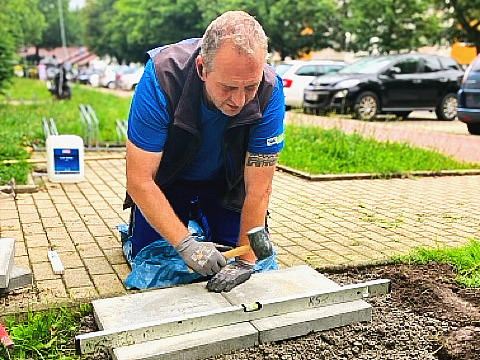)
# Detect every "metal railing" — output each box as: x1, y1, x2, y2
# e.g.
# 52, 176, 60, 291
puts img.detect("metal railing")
42, 117, 59, 139
115, 119, 128, 144
79, 104, 100, 149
